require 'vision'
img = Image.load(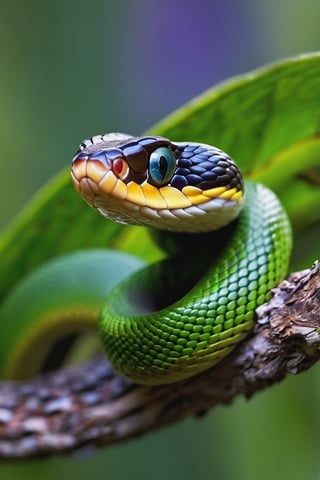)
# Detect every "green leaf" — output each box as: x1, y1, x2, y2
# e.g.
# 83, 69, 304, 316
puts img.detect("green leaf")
148, 52, 320, 268
1, 53, 320, 297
